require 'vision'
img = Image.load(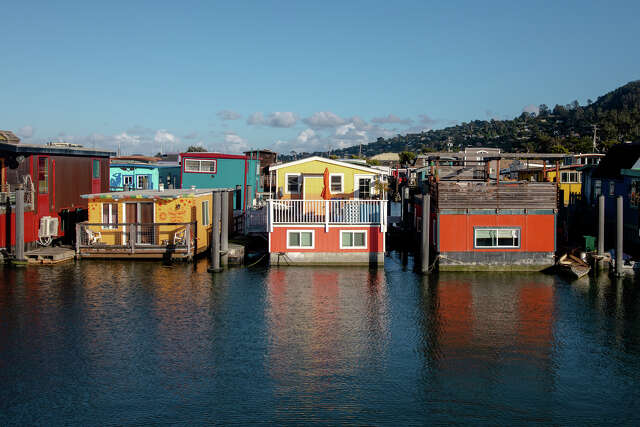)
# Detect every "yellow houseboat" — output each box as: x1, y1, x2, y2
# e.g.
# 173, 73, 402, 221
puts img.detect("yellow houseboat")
76, 188, 232, 259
